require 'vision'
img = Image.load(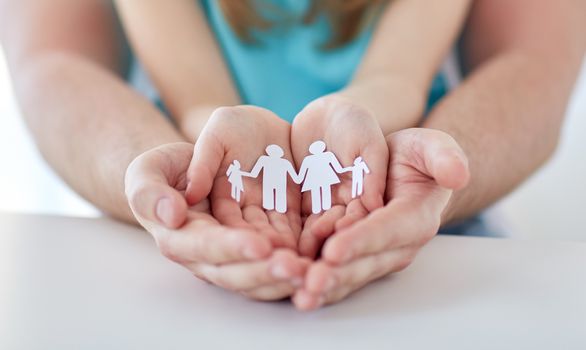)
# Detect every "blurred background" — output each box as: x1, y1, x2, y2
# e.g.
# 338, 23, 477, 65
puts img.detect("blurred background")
0, 46, 584, 241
